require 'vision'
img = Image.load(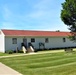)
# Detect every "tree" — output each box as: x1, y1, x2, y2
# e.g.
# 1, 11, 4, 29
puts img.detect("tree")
61, 0, 76, 32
